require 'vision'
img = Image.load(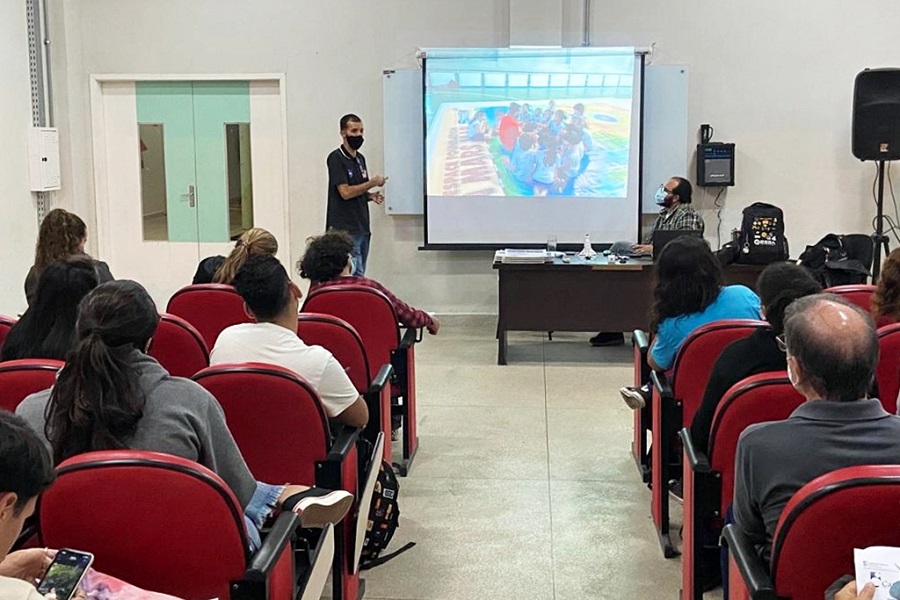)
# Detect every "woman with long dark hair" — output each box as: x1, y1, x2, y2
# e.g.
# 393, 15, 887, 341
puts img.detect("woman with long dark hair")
2, 256, 100, 362
620, 236, 762, 409
17, 280, 352, 549
24, 209, 112, 305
